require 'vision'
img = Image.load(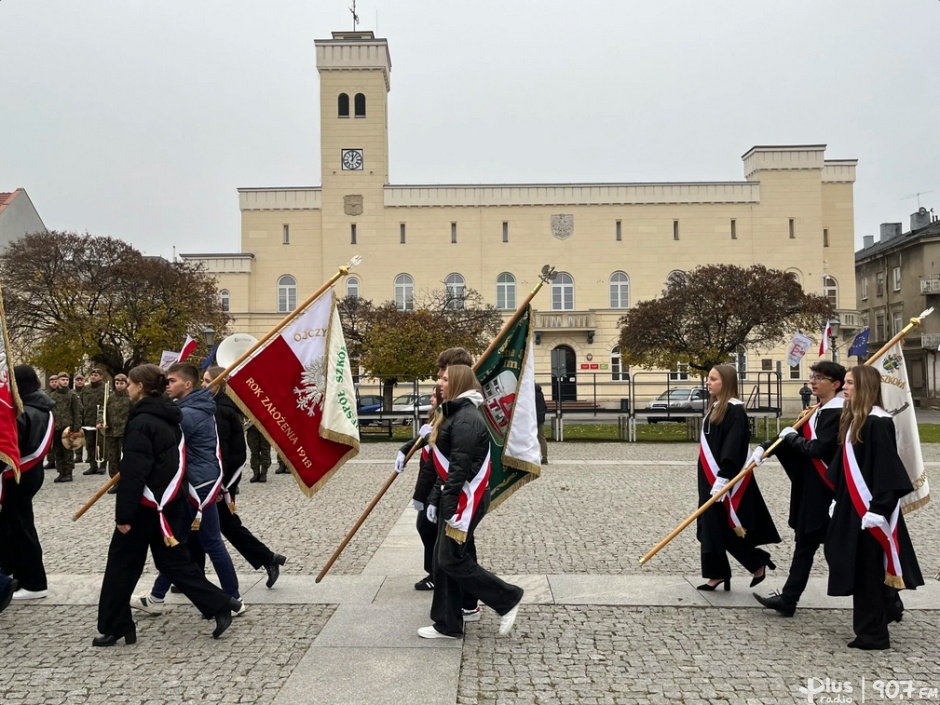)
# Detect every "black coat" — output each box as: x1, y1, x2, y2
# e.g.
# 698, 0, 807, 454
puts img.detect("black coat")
697, 402, 780, 550
824, 413, 924, 595
16, 391, 55, 464
116, 396, 184, 526
769, 399, 841, 537
427, 395, 489, 520
214, 392, 247, 494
